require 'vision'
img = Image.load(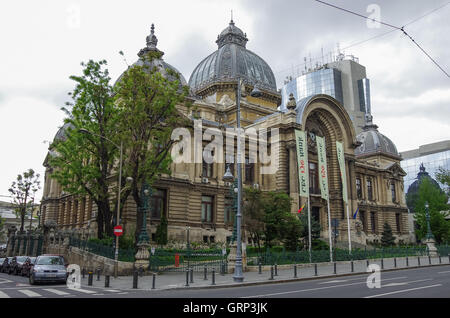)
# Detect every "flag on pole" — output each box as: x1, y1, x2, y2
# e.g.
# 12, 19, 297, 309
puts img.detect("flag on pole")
316, 136, 329, 200
298, 203, 306, 214
294, 130, 309, 198
353, 207, 359, 219
336, 141, 348, 203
